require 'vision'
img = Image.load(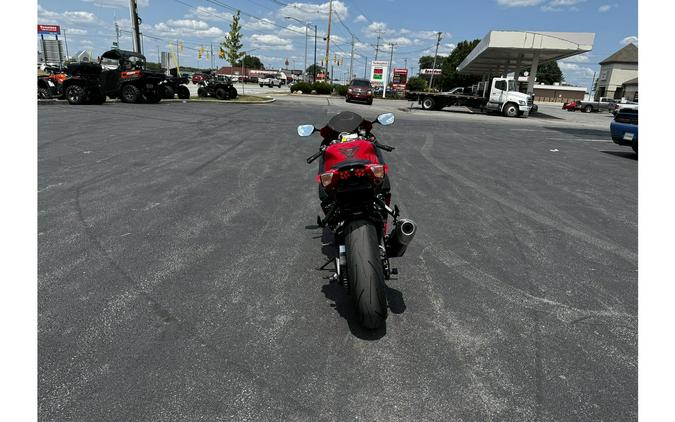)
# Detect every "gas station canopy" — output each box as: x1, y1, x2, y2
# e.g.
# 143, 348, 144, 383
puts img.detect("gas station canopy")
457, 30, 595, 75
